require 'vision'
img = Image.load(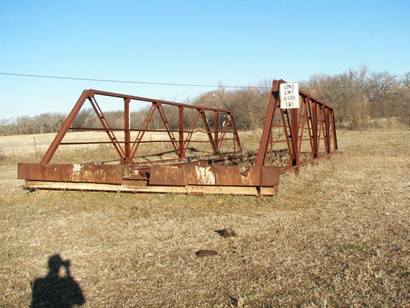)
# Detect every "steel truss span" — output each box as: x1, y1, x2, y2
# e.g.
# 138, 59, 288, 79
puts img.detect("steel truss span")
18, 80, 337, 196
